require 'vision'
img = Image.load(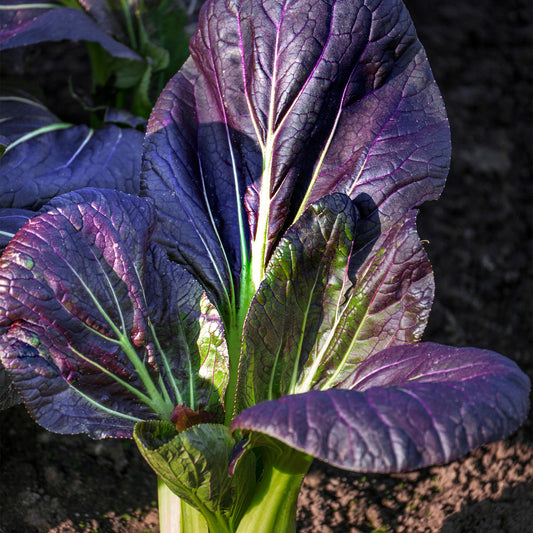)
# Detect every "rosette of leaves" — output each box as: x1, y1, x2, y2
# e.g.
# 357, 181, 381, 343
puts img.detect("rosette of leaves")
0, 1, 529, 532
